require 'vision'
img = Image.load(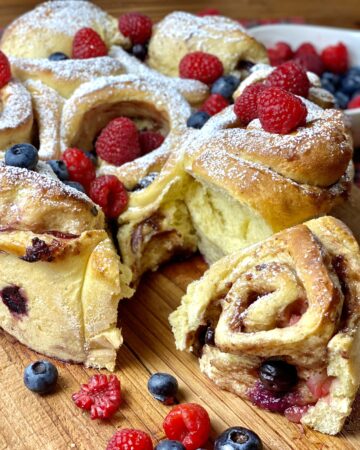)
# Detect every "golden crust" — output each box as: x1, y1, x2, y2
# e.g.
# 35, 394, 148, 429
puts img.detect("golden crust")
170, 216, 360, 435
0, 0, 129, 59
148, 12, 268, 77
